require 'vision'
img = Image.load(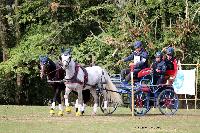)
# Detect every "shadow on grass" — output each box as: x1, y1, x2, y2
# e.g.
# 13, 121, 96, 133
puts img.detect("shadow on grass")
83, 113, 165, 117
